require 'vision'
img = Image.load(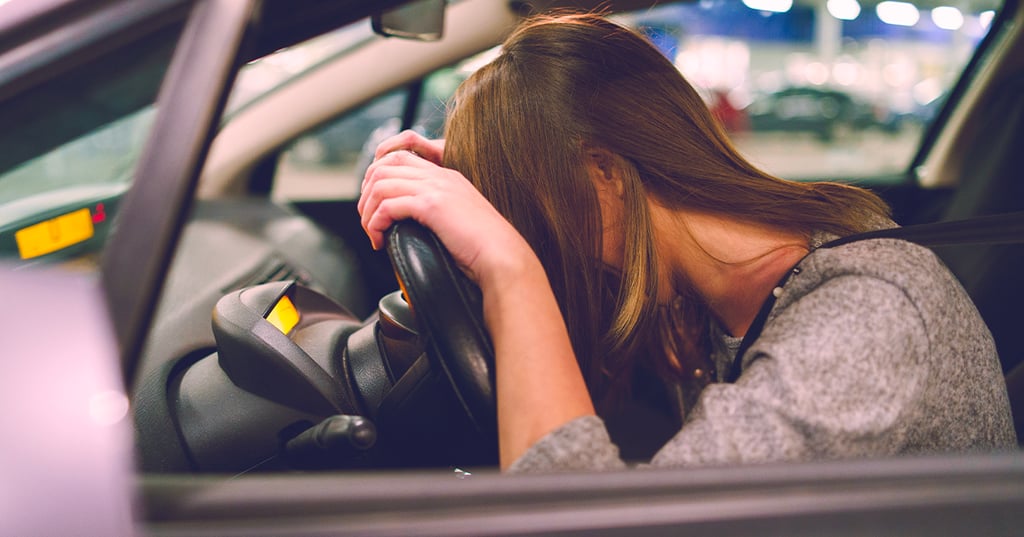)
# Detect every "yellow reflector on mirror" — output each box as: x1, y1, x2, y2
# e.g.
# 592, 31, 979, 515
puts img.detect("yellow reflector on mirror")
266, 294, 300, 334
15, 208, 95, 260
